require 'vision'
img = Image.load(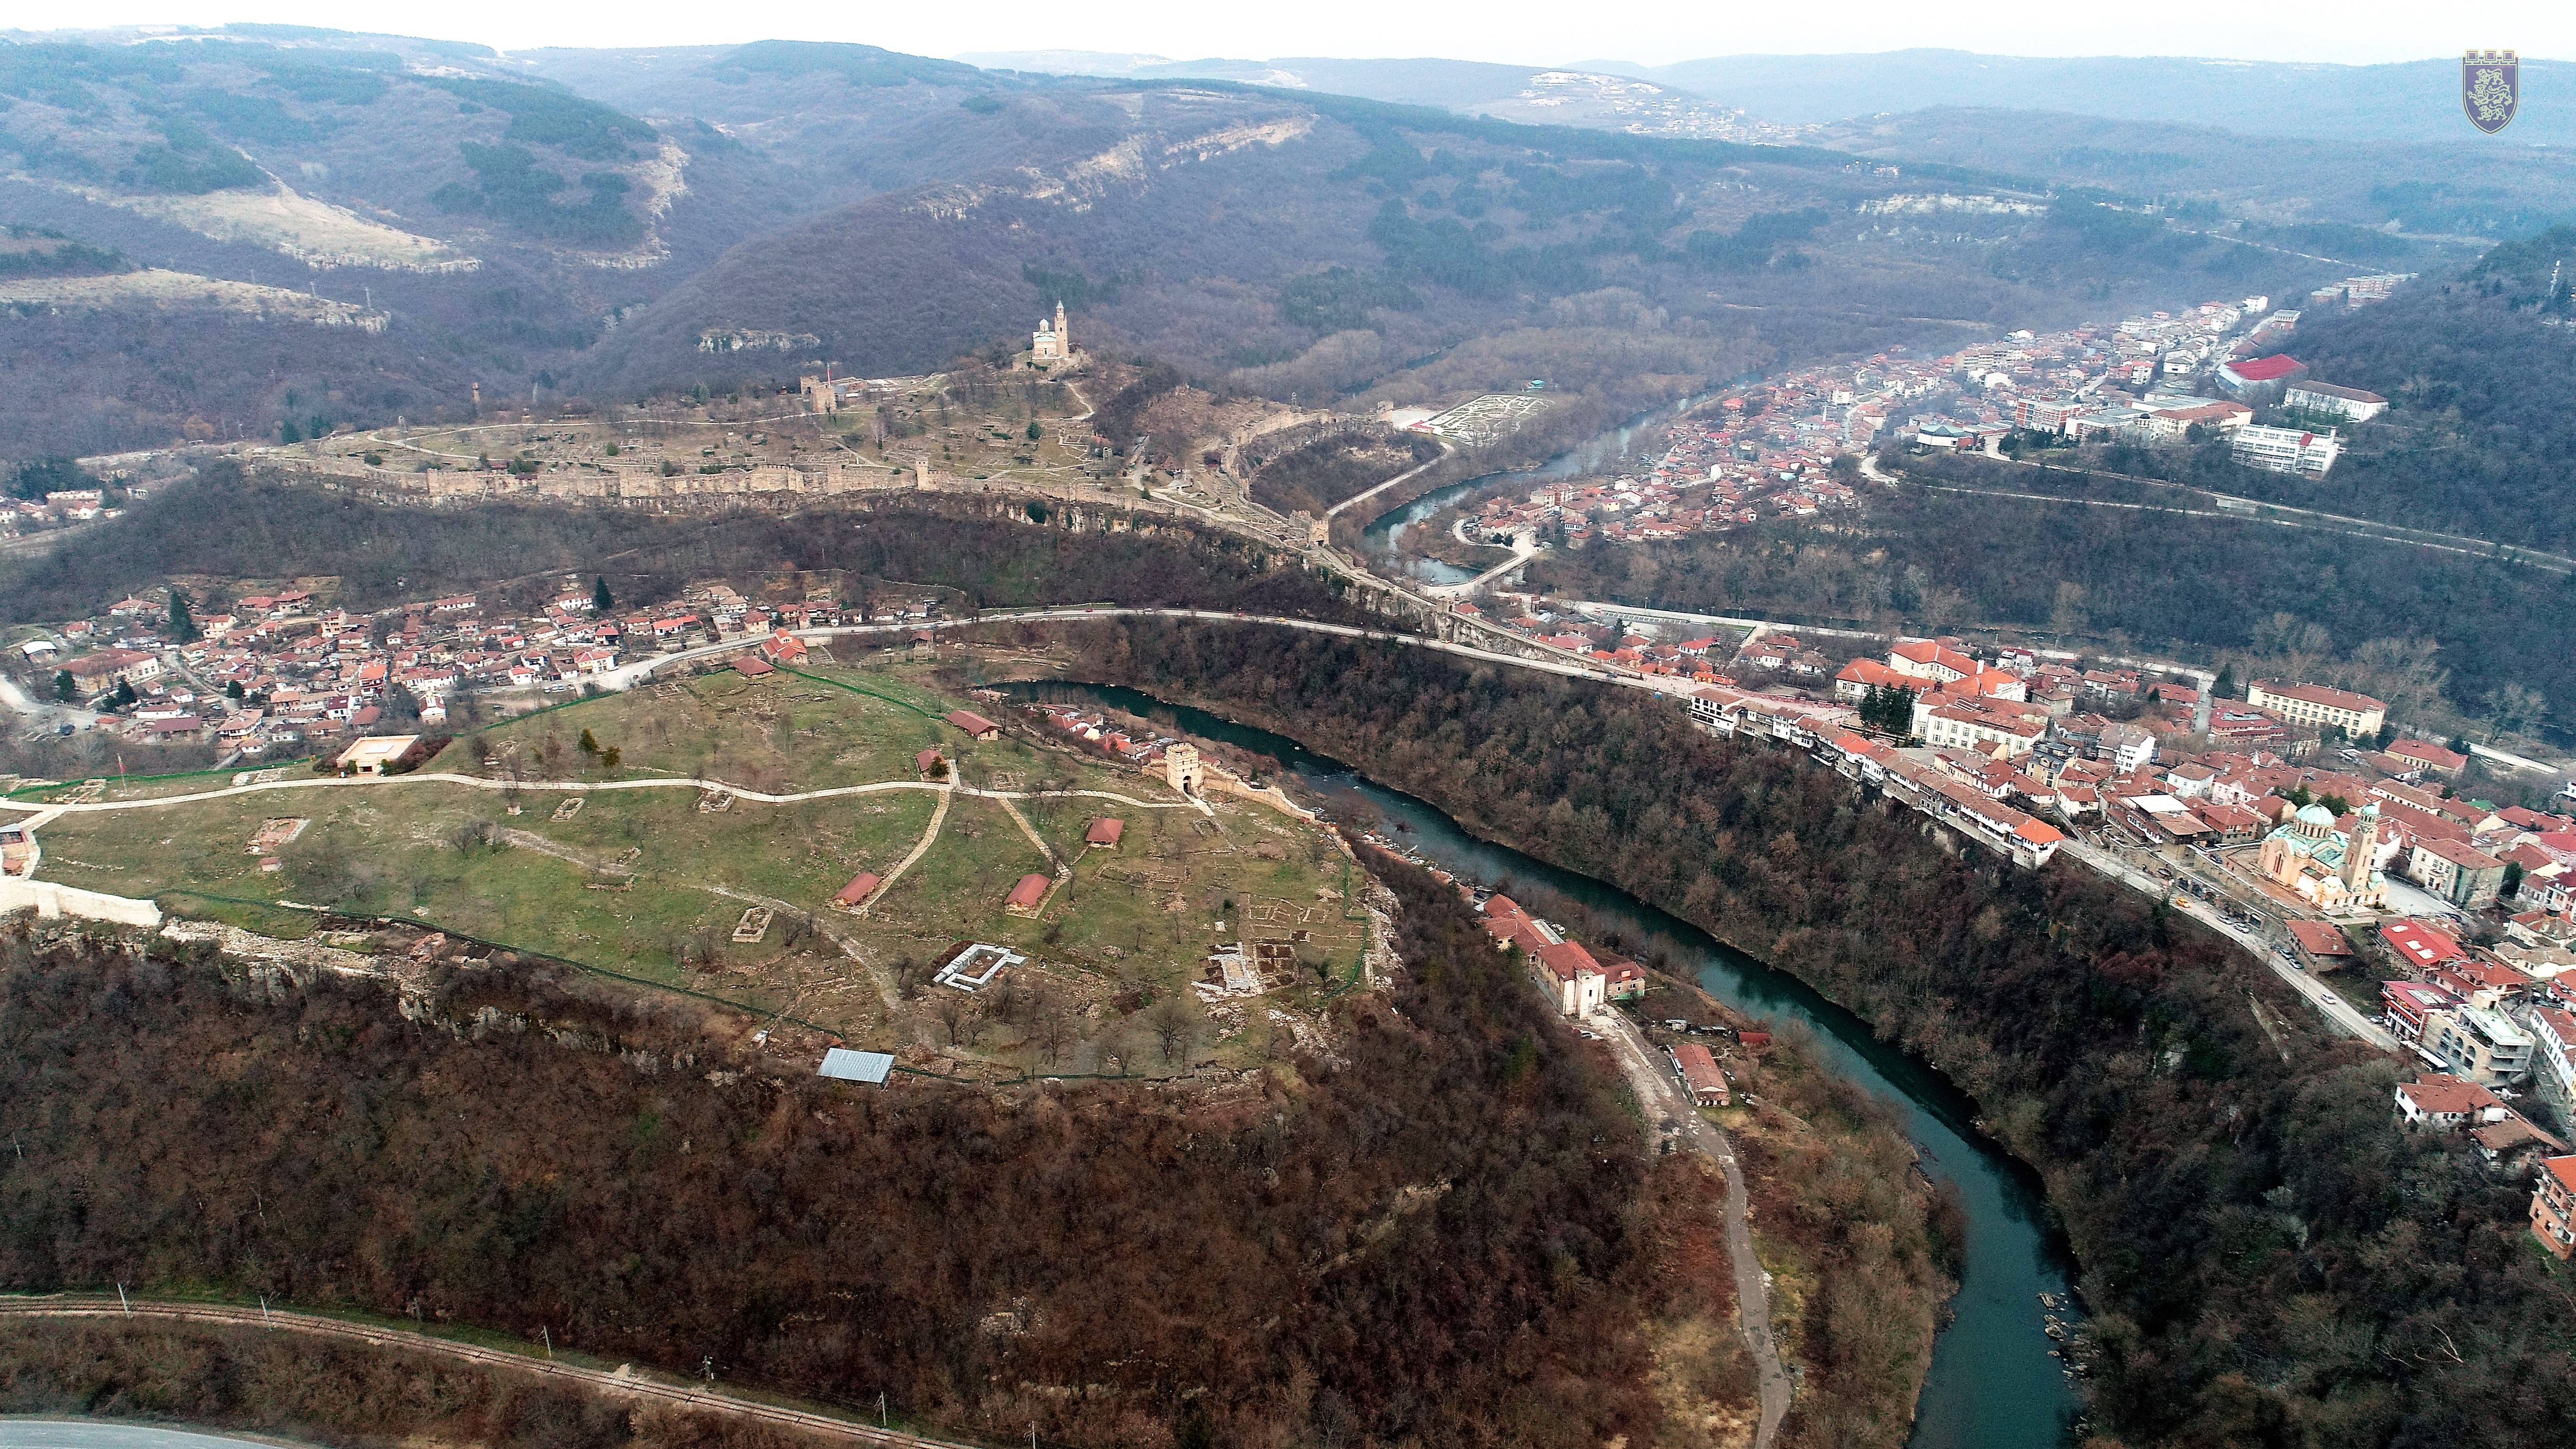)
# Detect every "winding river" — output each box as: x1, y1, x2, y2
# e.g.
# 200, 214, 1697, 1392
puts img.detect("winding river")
1358, 397, 1701, 588
1006, 681, 2082, 1449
